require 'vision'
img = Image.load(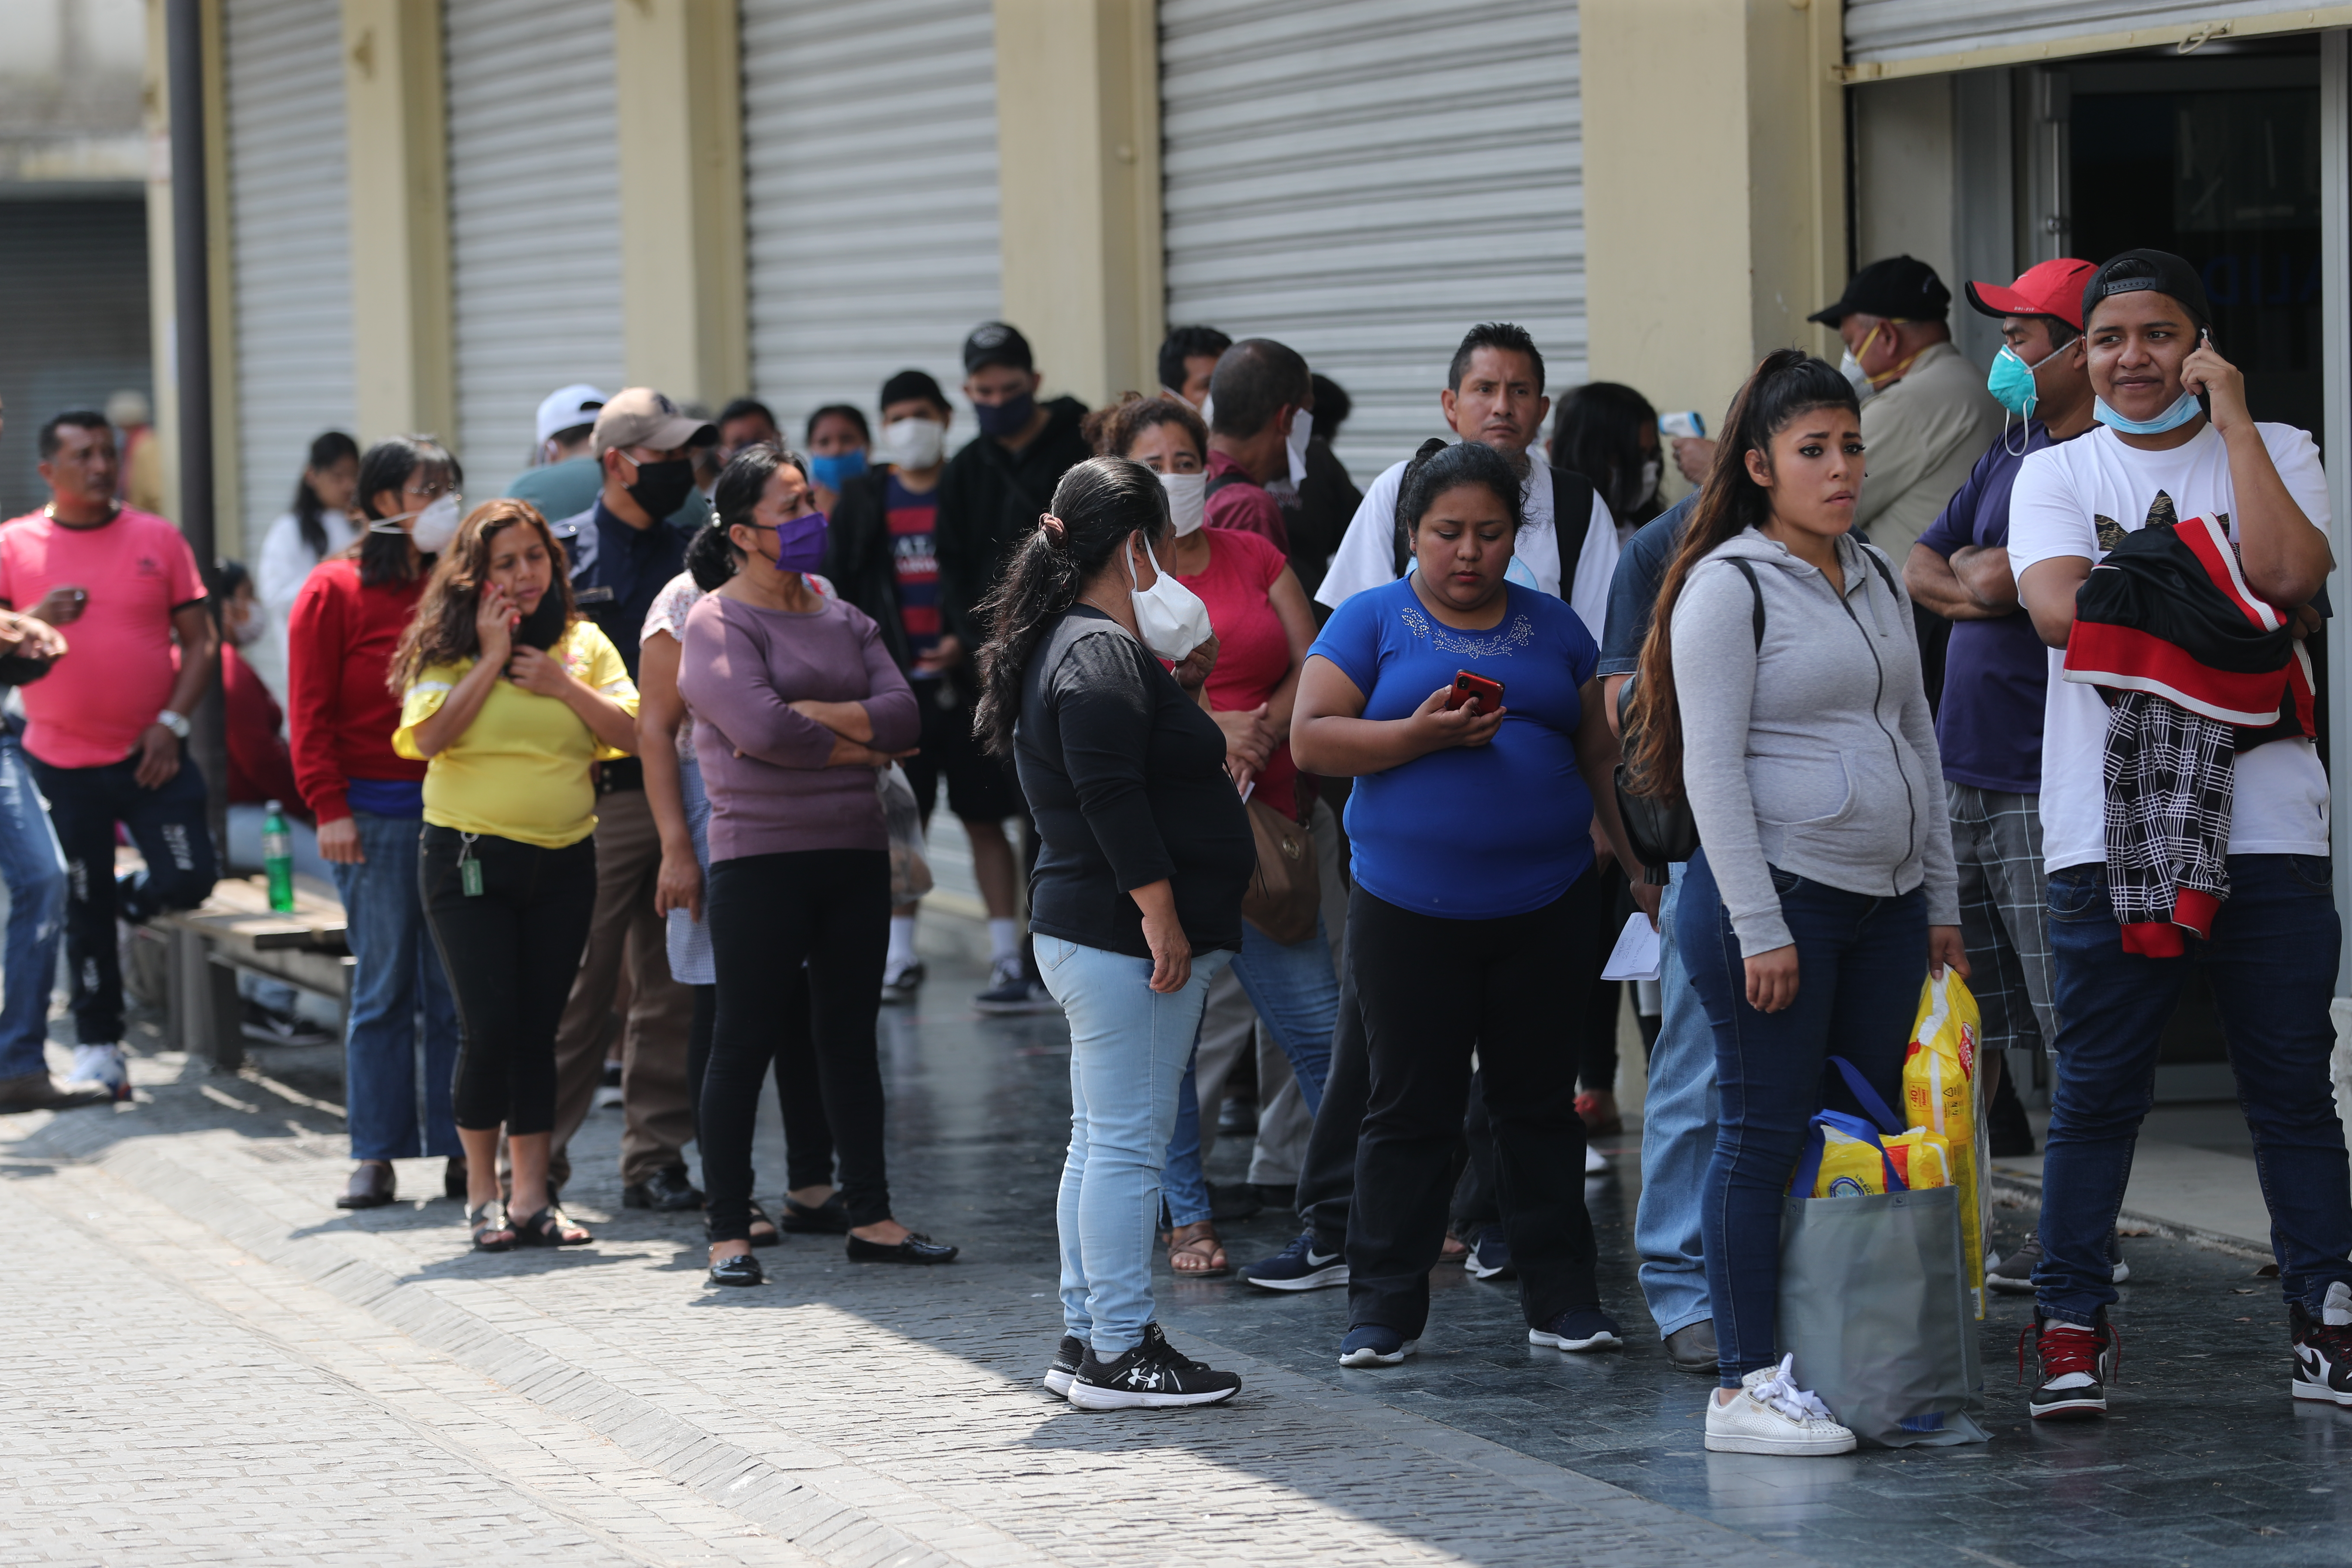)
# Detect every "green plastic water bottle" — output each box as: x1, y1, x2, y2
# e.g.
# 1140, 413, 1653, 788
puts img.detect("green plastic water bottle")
262, 800, 295, 914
